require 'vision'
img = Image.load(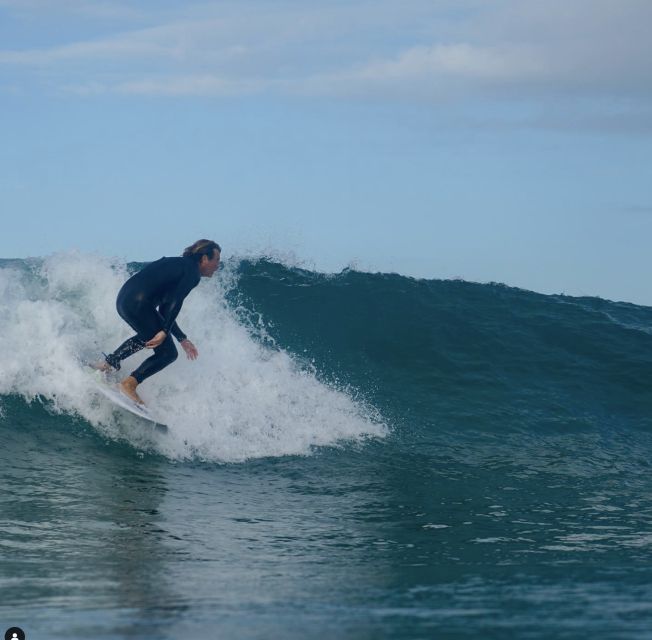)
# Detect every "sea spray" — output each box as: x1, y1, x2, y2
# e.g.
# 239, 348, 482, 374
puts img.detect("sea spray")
0, 253, 386, 461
